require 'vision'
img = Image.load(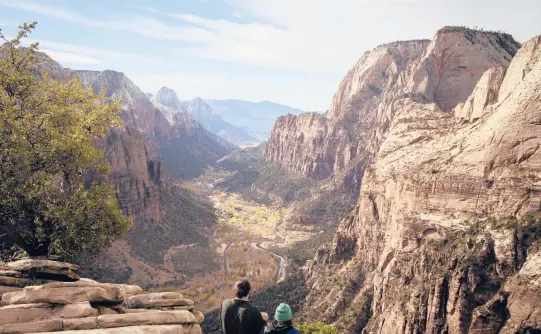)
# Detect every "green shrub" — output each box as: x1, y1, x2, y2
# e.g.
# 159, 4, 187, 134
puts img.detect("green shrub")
297, 322, 338, 334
